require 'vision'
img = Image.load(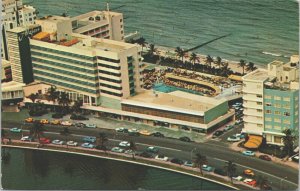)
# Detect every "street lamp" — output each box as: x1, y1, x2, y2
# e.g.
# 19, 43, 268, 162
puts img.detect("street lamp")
190, 147, 197, 161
